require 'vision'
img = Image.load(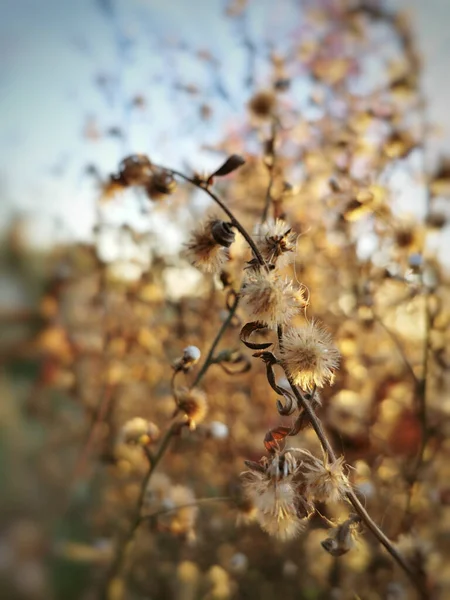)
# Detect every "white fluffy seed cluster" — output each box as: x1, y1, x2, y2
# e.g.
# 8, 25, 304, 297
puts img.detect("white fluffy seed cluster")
240, 270, 307, 329
241, 449, 350, 540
